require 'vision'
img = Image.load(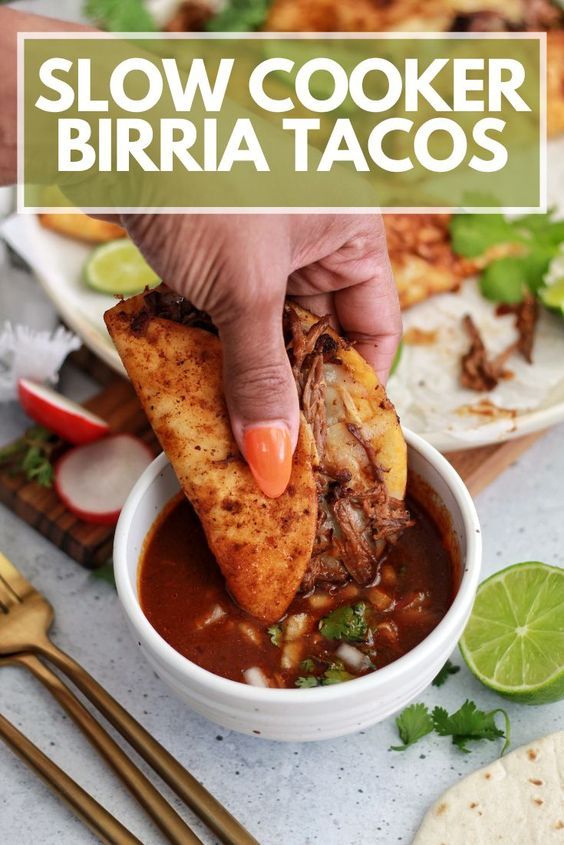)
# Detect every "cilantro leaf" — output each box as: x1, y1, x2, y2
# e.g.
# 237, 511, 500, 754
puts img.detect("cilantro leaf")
267, 625, 282, 647
450, 214, 519, 259
451, 210, 564, 305
432, 700, 510, 755
295, 676, 319, 688
0, 426, 59, 488
432, 659, 460, 688
295, 661, 354, 688
319, 603, 368, 642
390, 703, 434, 752
205, 0, 272, 32
322, 666, 354, 685
91, 561, 116, 588
480, 257, 528, 304
84, 0, 156, 31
